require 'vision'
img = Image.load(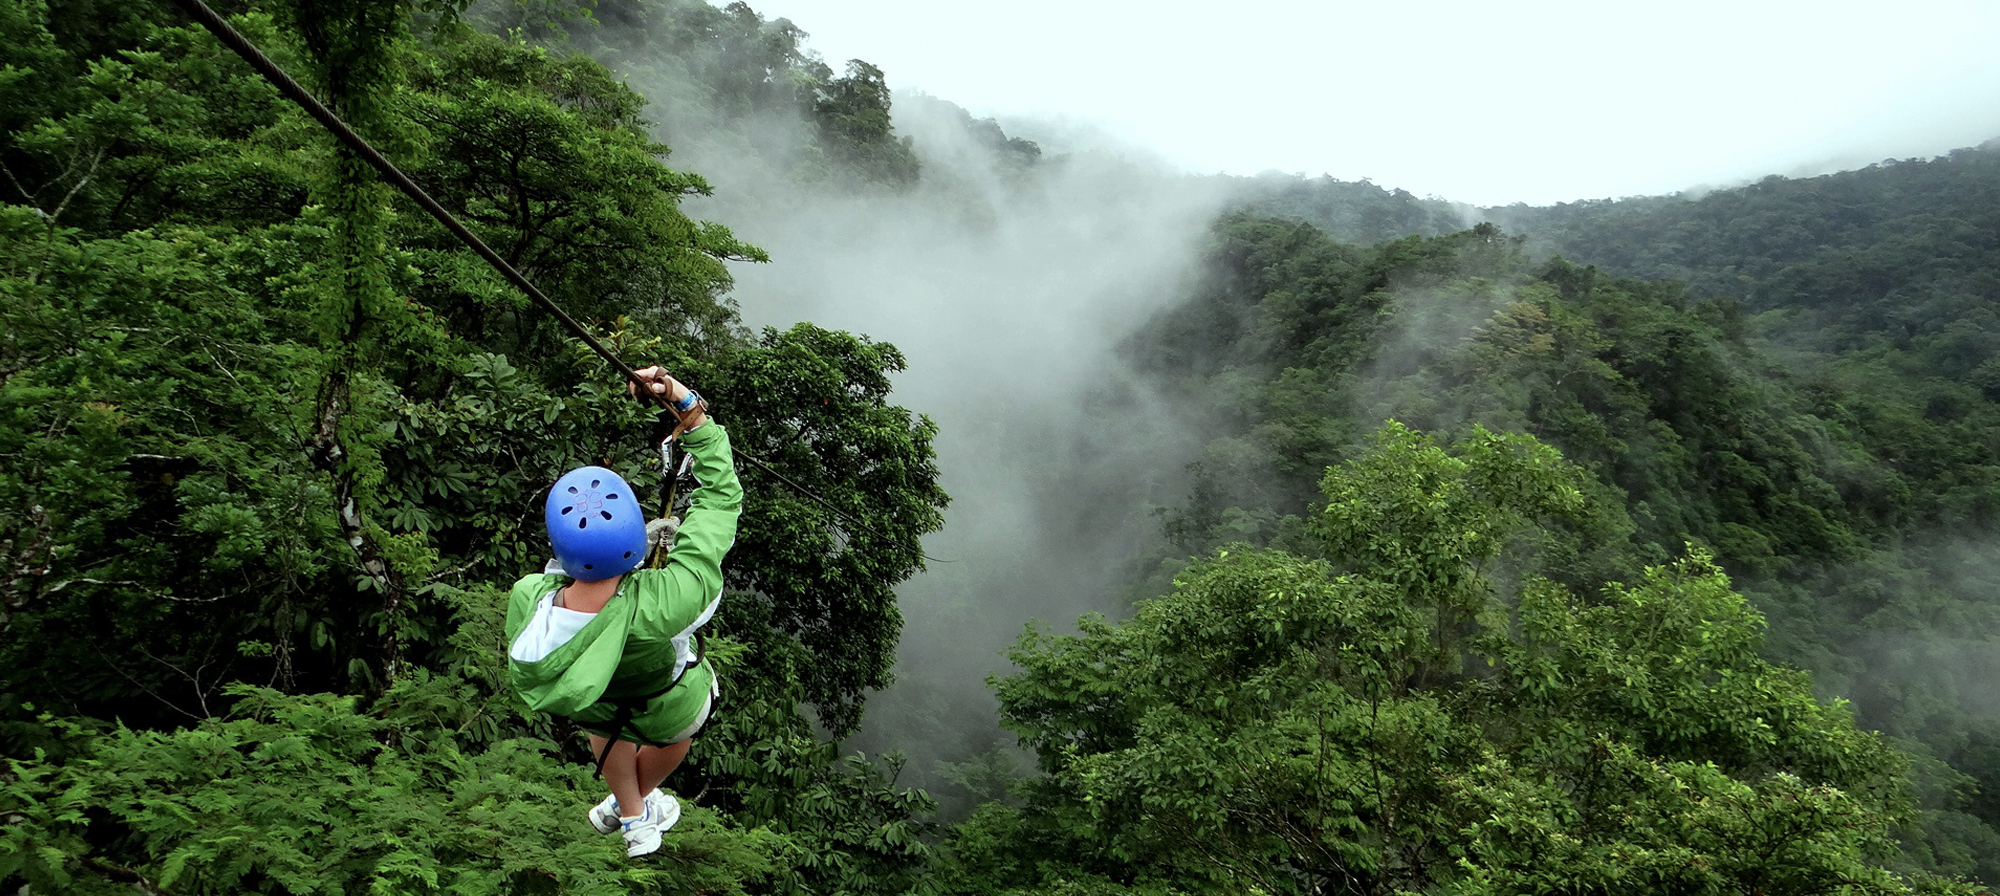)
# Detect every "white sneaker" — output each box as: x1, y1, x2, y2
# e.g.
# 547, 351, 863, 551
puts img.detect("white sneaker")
621, 804, 665, 858
650, 791, 682, 832
588, 793, 623, 835
589, 790, 680, 835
